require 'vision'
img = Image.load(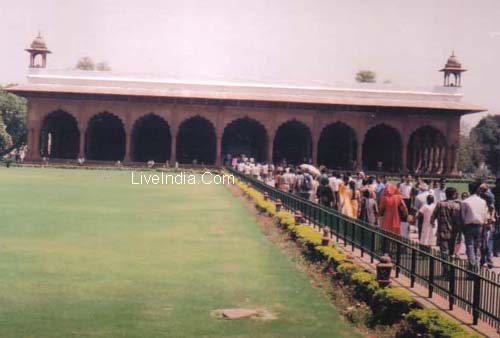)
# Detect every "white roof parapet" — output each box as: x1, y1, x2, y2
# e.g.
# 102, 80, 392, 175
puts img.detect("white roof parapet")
9, 68, 483, 113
